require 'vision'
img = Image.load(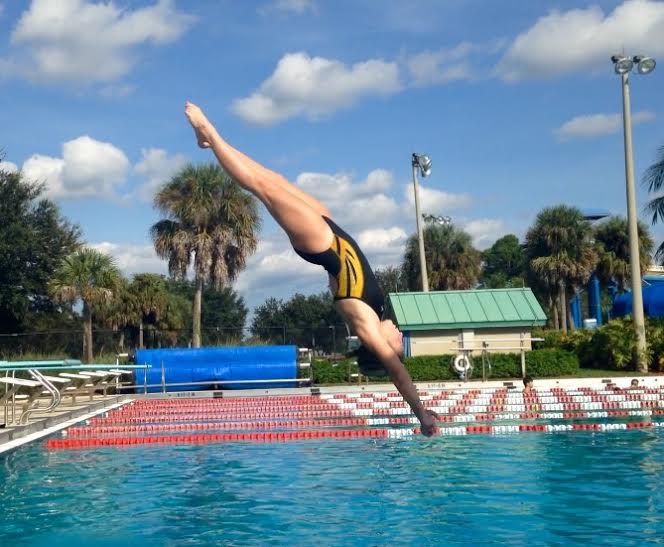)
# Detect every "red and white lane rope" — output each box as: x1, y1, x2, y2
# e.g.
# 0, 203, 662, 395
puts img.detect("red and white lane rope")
45, 420, 664, 448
